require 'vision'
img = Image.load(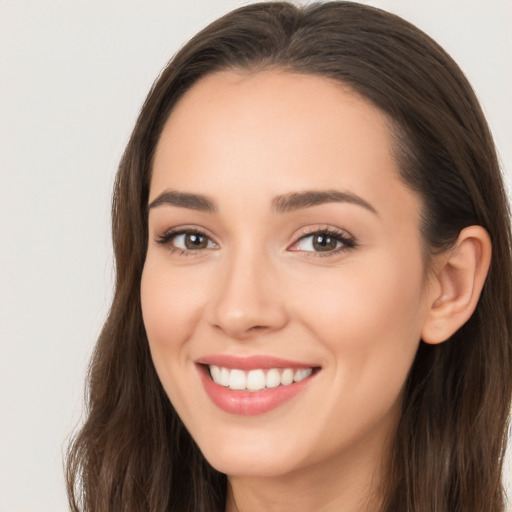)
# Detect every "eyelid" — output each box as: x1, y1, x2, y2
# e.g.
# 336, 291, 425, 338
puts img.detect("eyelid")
153, 224, 356, 257
155, 226, 219, 253
288, 226, 356, 255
